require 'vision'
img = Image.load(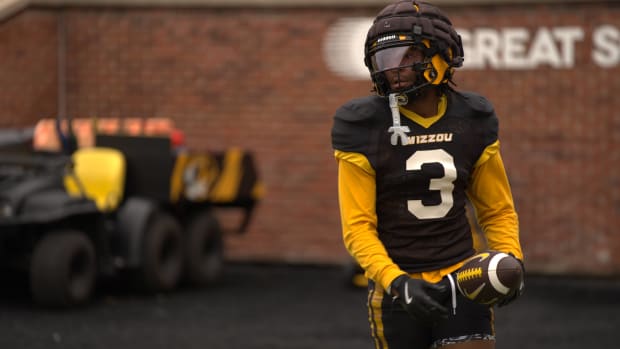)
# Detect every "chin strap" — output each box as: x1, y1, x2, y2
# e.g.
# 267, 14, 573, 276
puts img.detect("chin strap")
387, 93, 410, 146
